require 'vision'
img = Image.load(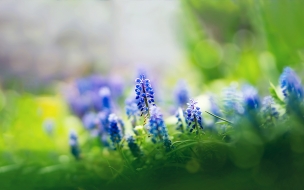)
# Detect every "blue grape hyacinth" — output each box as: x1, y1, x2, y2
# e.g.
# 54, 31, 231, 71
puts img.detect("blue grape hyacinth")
97, 111, 110, 147
125, 97, 139, 128
135, 74, 155, 117
108, 114, 123, 148
99, 87, 112, 111
280, 67, 303, 101
127, 136, 142, 158
261, 96, 279, 125
174, 80, 190, 108
69, 130, 80, 159
148, 106, 172, 151
242, 85, 261, 111
175, 109, 185, 133
186, 99, 203, 133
